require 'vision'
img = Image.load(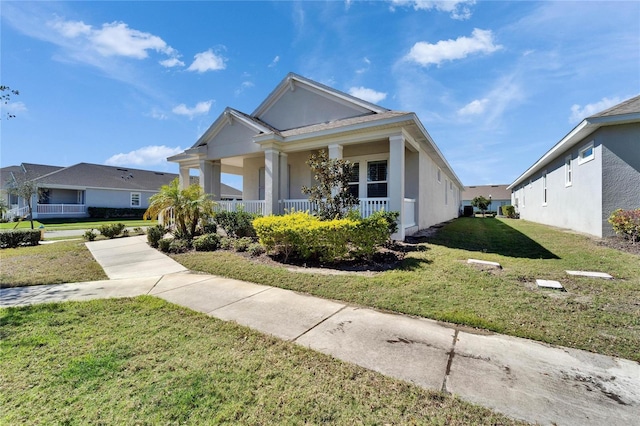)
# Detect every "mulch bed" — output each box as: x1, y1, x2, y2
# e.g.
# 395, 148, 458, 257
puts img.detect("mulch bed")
596, 236, 640, 256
